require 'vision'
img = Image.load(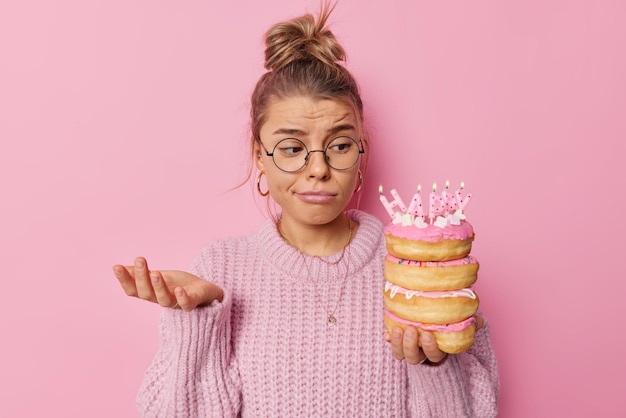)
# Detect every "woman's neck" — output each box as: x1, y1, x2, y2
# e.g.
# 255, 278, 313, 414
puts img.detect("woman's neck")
277, 213, 355, 257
